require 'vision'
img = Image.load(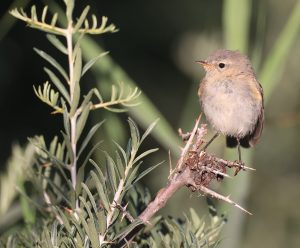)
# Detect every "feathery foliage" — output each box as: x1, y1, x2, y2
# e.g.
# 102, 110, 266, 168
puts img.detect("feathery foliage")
0, 1, 225, 247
